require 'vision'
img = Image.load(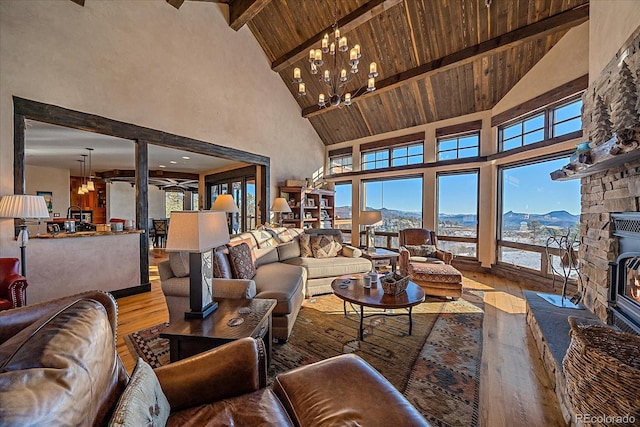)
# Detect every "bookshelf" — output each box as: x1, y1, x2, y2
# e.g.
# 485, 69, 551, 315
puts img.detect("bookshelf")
278, 186, 335, 229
